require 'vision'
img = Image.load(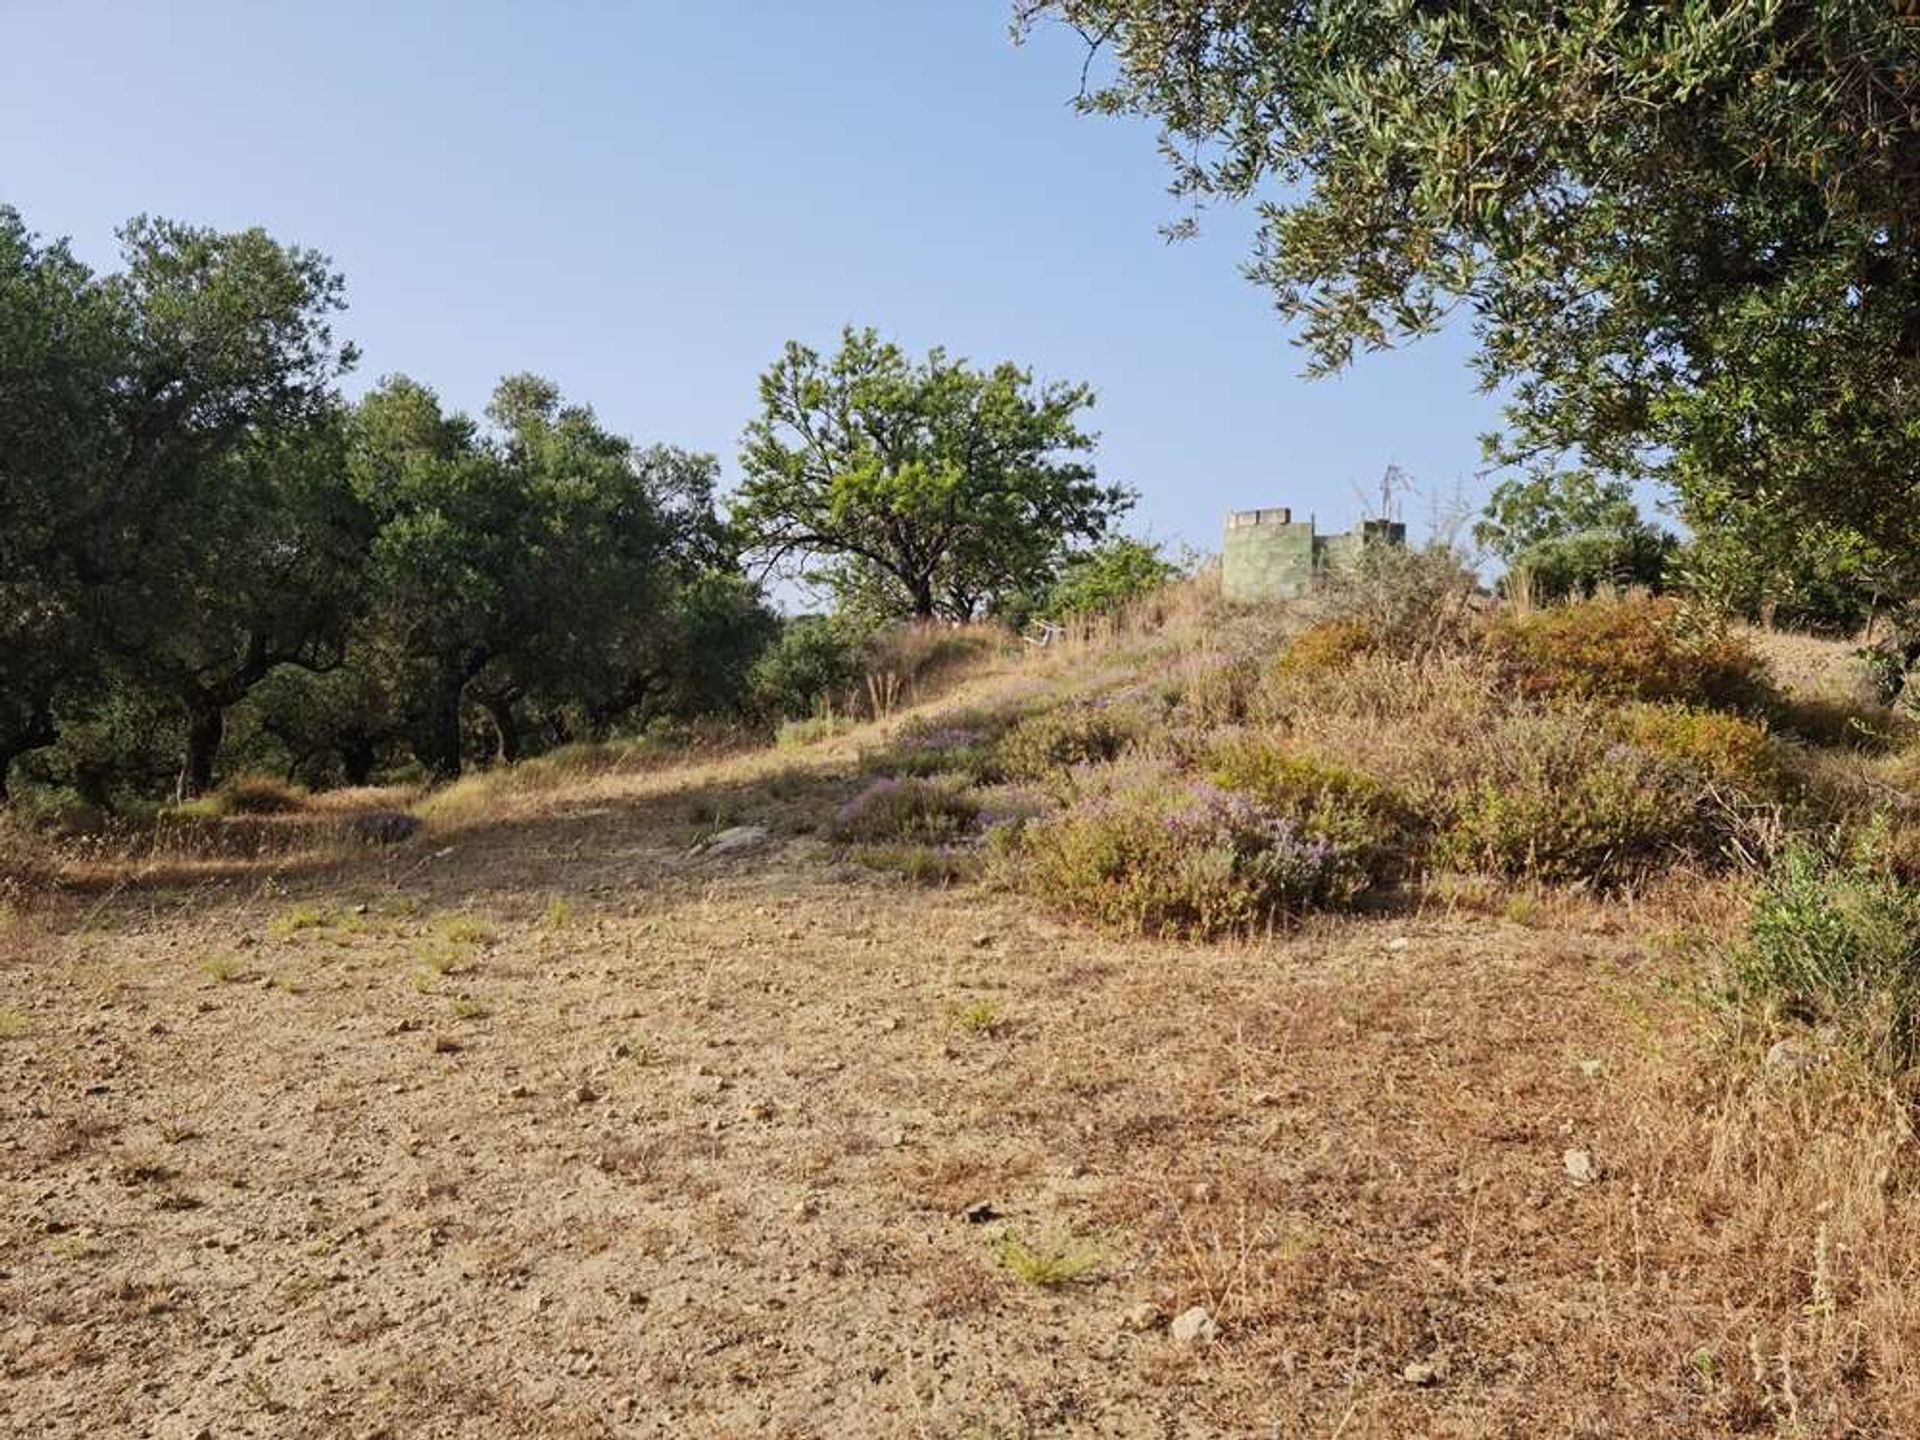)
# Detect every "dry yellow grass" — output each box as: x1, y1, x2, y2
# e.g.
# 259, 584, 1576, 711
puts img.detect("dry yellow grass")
2, 601, 1917, 1436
